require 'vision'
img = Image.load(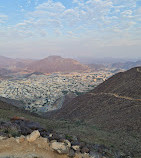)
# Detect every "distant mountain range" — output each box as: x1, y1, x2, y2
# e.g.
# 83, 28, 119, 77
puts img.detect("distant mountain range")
86, 60, 141, 70
111, 60, 141, 70
0, 55, 141, 75
0, 55, 89, 74
47, 67, 141, 133
0, 56, 34, 70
